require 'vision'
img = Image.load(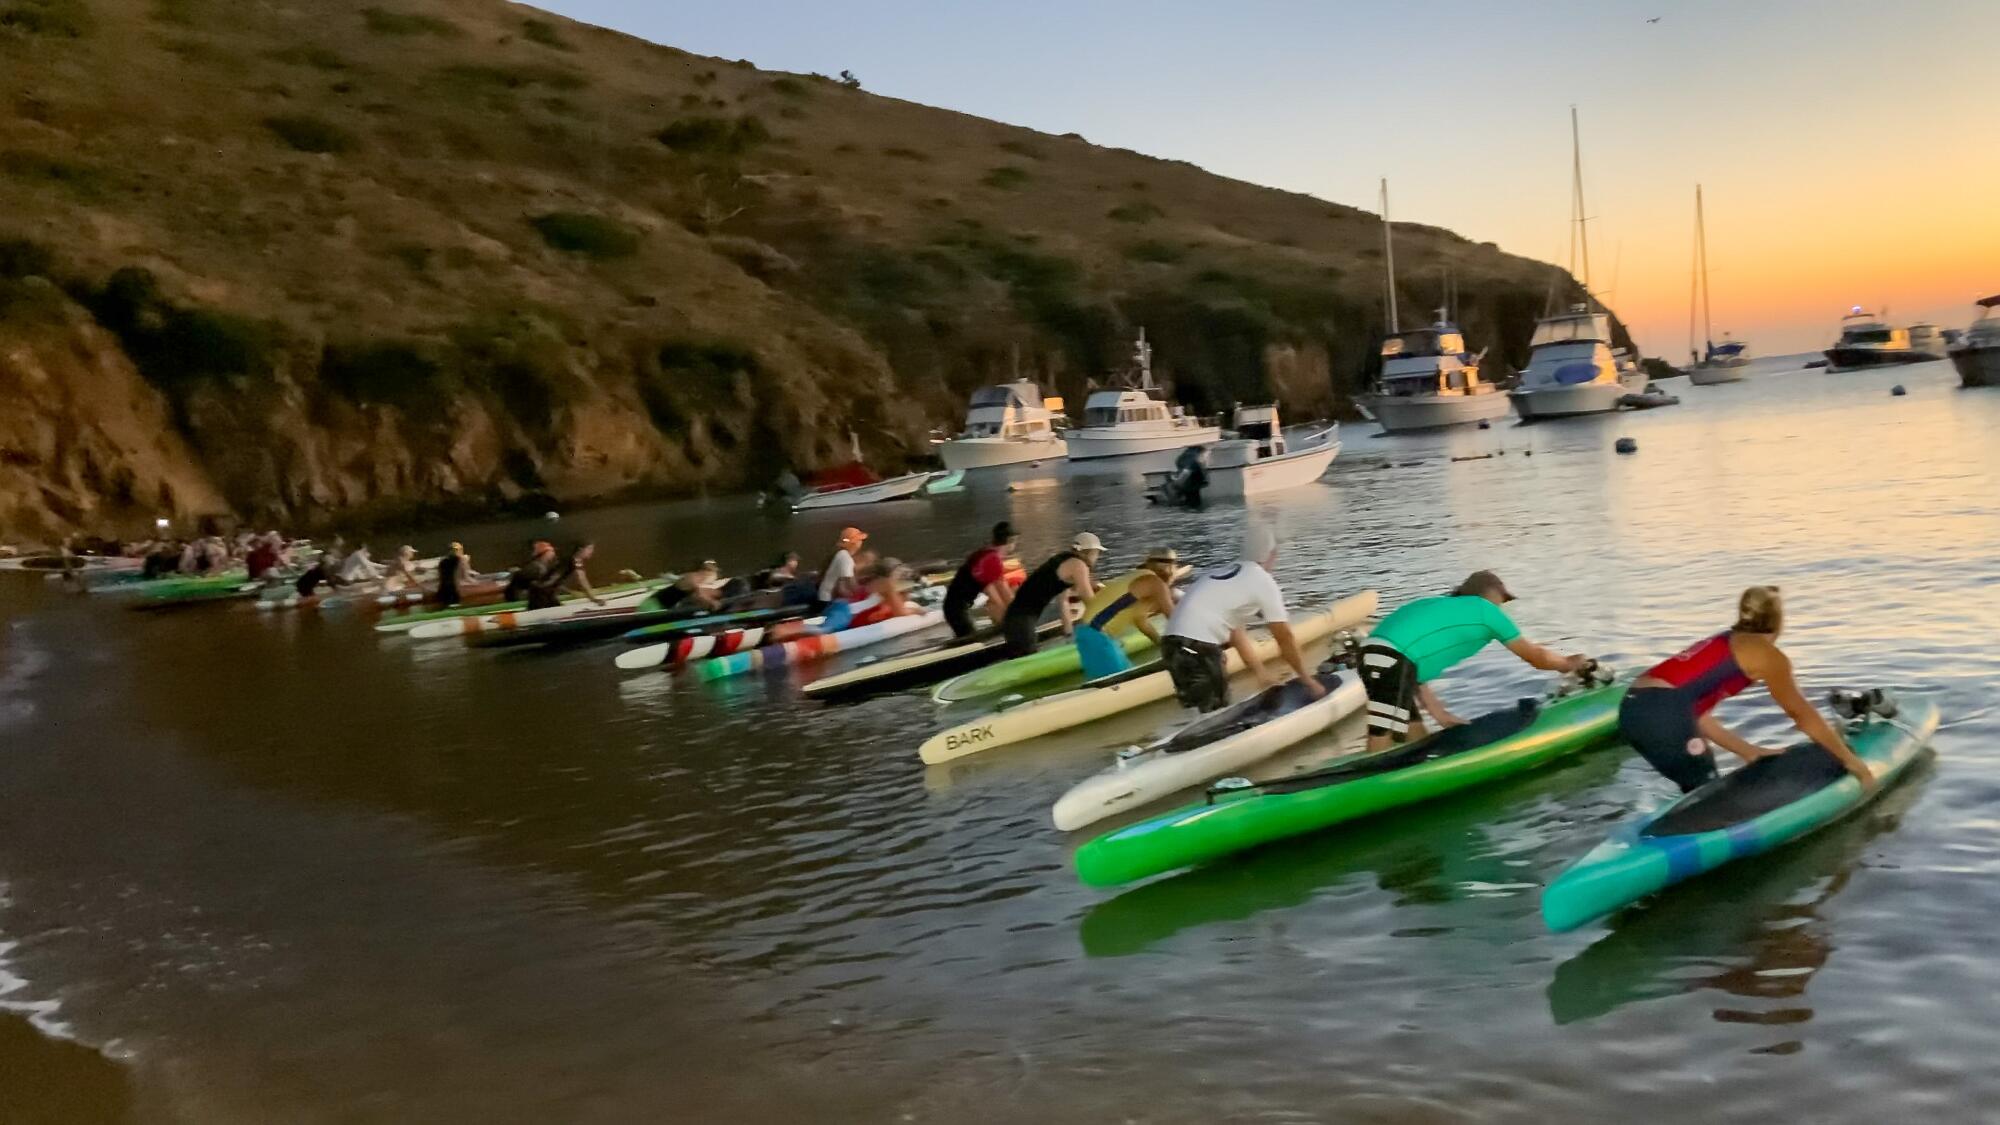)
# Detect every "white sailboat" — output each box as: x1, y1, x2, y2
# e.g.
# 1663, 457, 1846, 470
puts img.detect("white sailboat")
1357, 180, 1509, 432
1686, 184, 1751, 385
1063, 330, 1221, 471
1511, 108, 1645, 421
